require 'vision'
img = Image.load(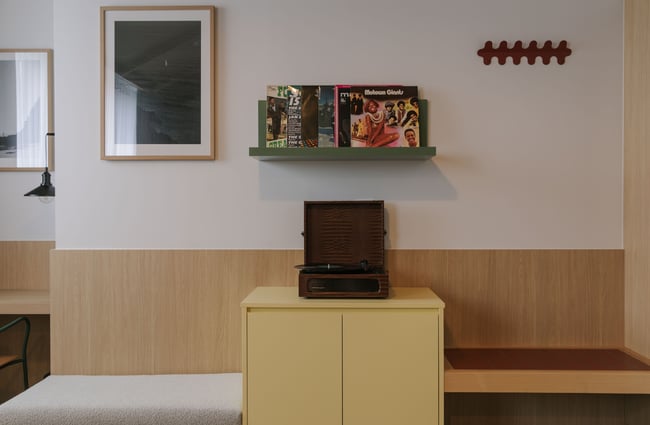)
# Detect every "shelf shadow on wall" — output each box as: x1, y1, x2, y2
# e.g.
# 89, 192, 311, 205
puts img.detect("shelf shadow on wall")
259, 159, 456, 201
